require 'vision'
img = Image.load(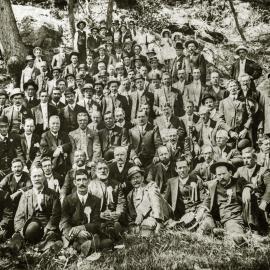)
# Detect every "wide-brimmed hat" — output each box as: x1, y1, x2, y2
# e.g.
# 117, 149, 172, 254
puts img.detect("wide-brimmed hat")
210, 159, 235, 174
64, 87, 75, 96
0, 89, 8, 98
0, 116, 9, 125
94, 80, 105, 87
23, 218, 44, 244
161, 29, 172, 38
52, 66, 61, 72
146, 48, 156, 55
127, 166, 144, 180
77, 20, 87, 29
235, 45, 248, 54
201, 94, 216, 105
184, 39, 199, 48
23, 80, 38, 91
65, 73, 76, 80
10, 88, 24, 99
